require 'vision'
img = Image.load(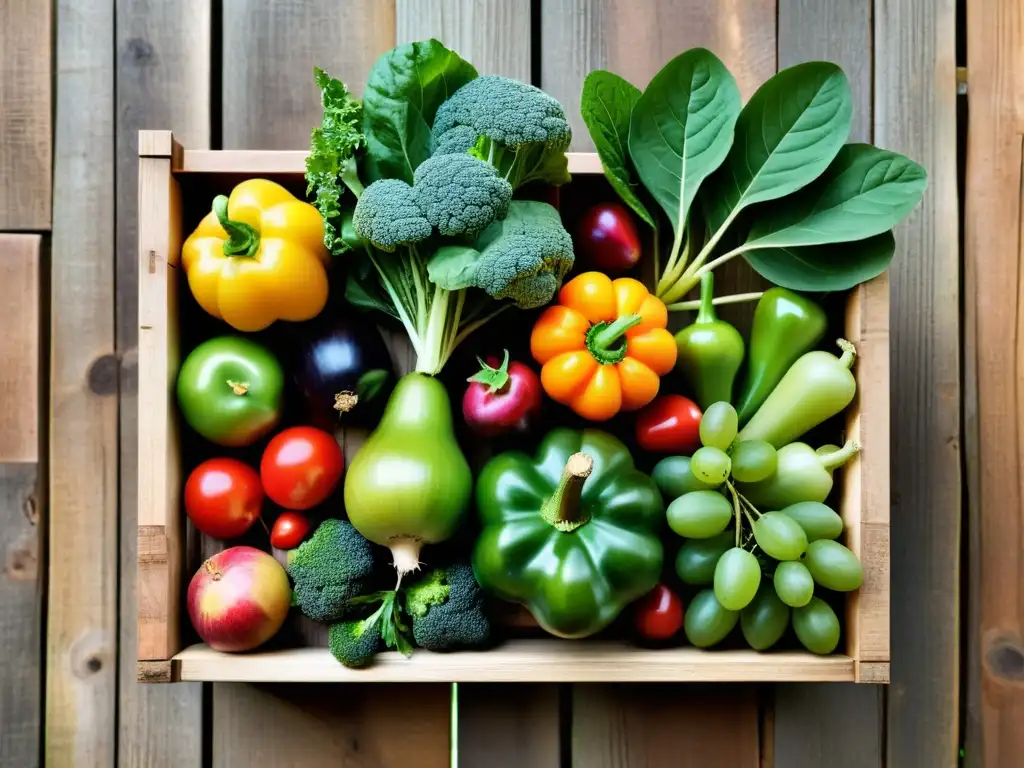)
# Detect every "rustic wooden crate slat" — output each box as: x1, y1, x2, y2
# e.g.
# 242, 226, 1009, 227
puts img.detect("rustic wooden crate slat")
964, 0, 1024, 762
46, 0, 118, 763
171, 642, 855, 683
572, 685, 761, 768
0, 235, 43, 768
540, 0, 776, 153
876, 0, 962, 765
115, 0, 209, 763
0, 0, 52, 229
457, 684, 562, 768
773, 684, 884, 768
